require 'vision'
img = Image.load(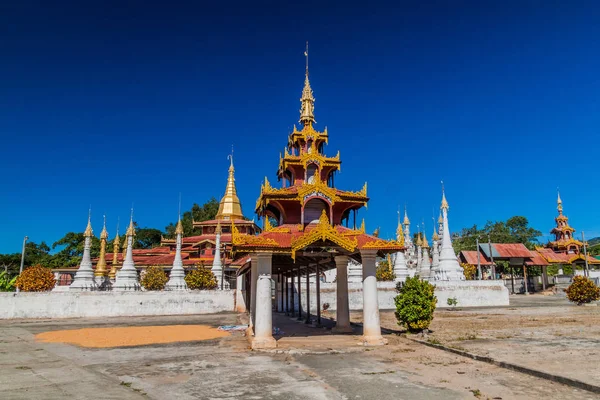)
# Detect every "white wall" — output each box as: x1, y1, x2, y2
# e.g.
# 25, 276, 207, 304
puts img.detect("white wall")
280, 280, 509, 313
0, 291, 235, 320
